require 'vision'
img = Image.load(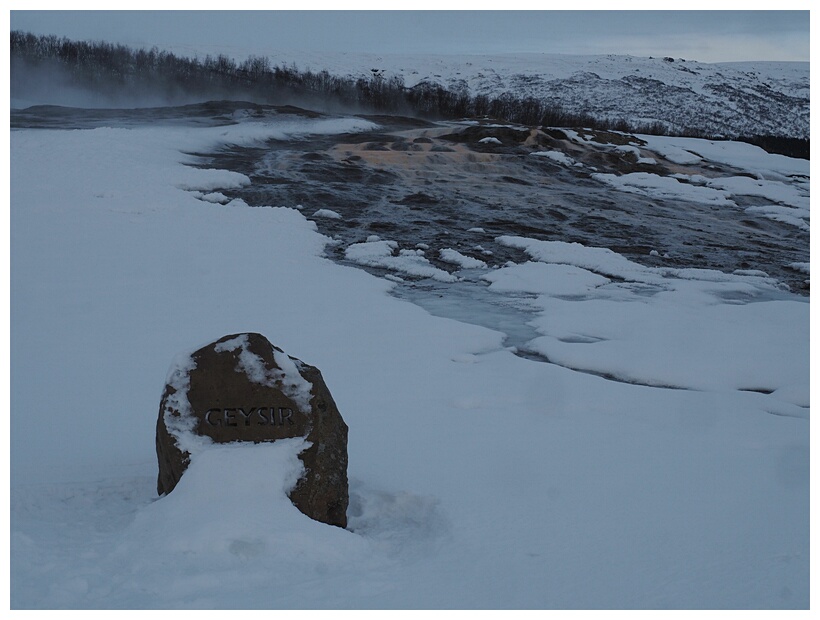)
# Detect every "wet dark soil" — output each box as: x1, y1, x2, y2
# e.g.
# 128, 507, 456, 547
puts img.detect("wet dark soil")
196, 115, 809, 294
